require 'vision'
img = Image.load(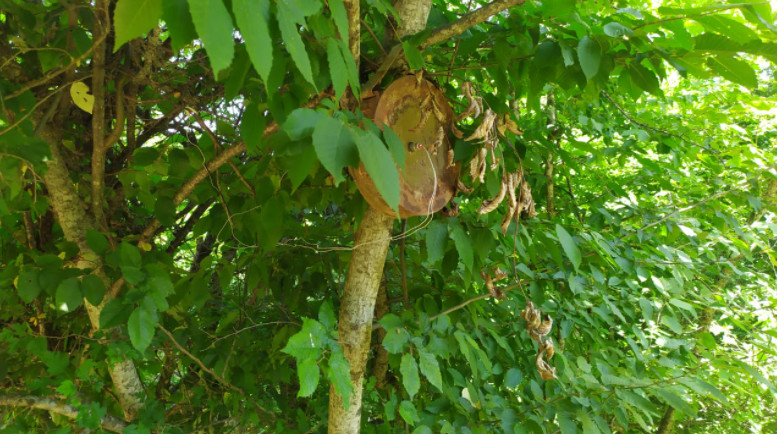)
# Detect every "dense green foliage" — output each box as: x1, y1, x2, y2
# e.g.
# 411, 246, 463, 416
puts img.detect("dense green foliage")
1, 0, 777, 432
